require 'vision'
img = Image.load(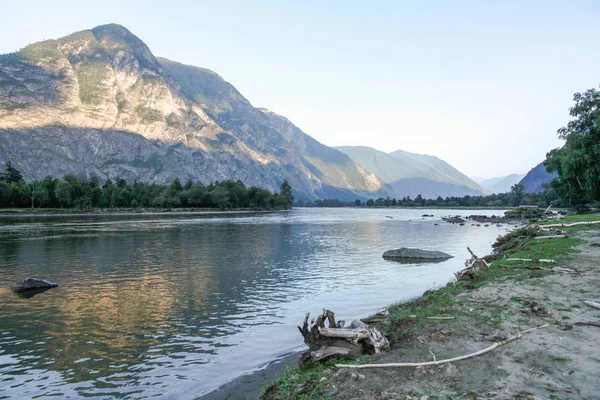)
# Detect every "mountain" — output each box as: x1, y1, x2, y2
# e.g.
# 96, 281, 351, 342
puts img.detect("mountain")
0, 24, 387, 201
519, 162, 557, 193
336, 146, 490, 199
475, 173, 526, 193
